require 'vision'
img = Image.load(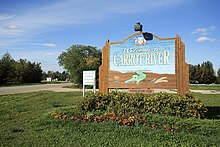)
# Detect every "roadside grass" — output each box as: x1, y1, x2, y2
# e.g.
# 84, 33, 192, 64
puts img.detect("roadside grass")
62, 84, 79, 89
194, 93, 220, 119
41, 81, 68, 84
0, 92, 220, 146
190, 84, 220, 91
